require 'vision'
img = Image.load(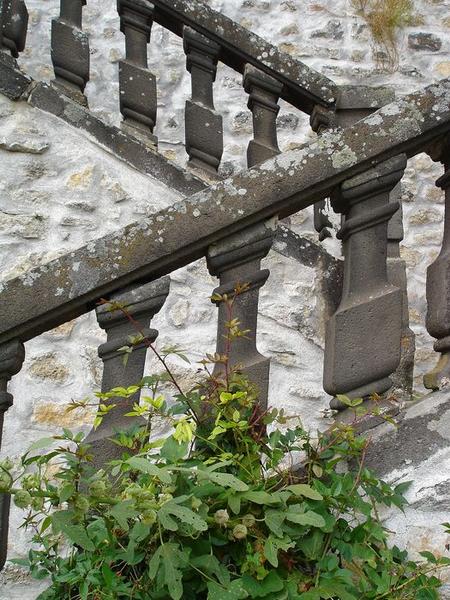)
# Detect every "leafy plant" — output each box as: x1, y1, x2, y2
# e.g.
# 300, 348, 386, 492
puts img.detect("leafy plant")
352, 0, 419, 71
1, 290, 448, 599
